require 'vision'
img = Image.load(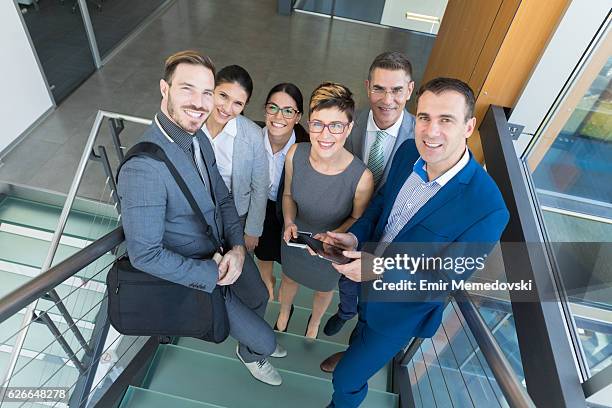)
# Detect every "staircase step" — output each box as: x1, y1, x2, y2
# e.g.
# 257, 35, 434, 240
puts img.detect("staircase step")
144, 344, 398, 408
120, 386, 226, 408
0, 231, 114, 283
264, 301, 356, 346
176, 331, 390, 392
0, 196, 118, 241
